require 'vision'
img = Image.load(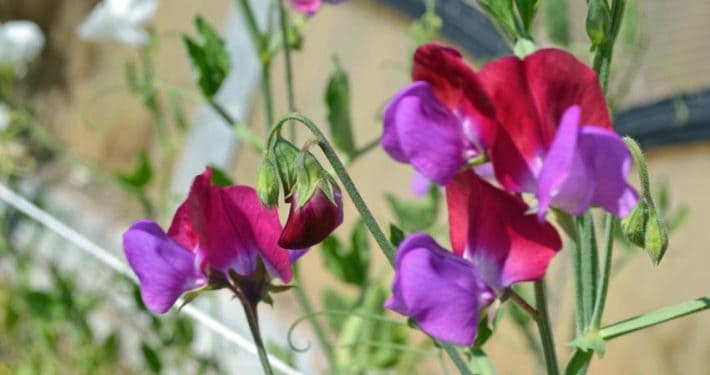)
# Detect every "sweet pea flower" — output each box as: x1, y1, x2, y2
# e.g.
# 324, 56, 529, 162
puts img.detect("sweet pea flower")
382, 44, 497, 185
478, 48, 638, 218
386, 171, 561, 345
78, 0, 158, 46
279, 184, 344, 249
123, 168, 303, 313
292, 0, 349, 15
0, 21, 45, 76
